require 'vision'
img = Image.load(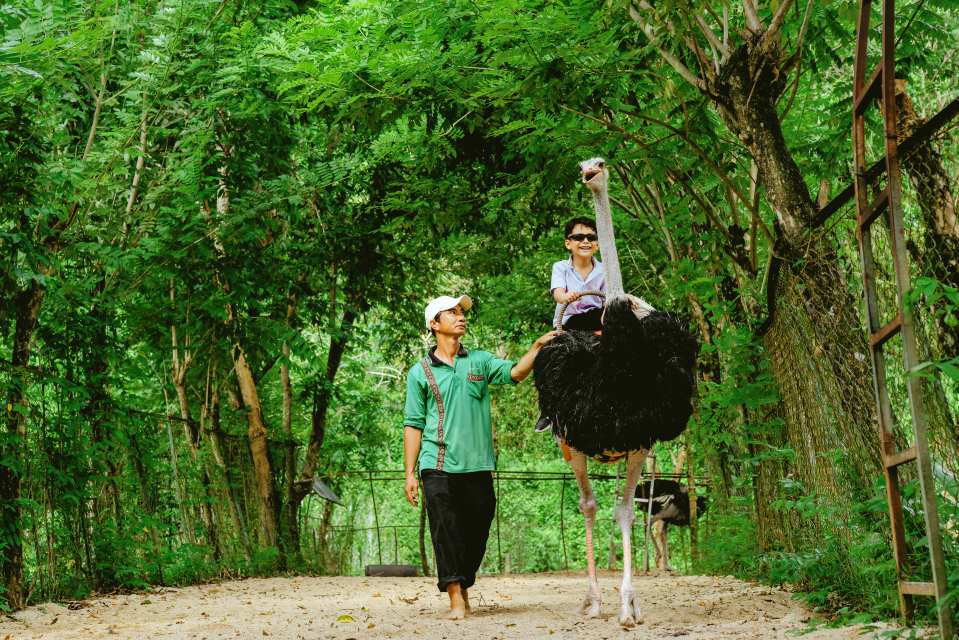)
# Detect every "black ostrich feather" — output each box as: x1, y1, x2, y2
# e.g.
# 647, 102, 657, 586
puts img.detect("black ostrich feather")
533, 295, 699, 457
635, 479, 709, 526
